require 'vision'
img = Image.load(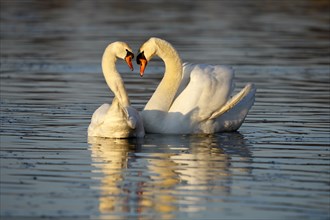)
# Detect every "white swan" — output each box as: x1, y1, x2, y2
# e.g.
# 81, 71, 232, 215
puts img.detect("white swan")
88, 42, 145, 138
136, 37, 256, 134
